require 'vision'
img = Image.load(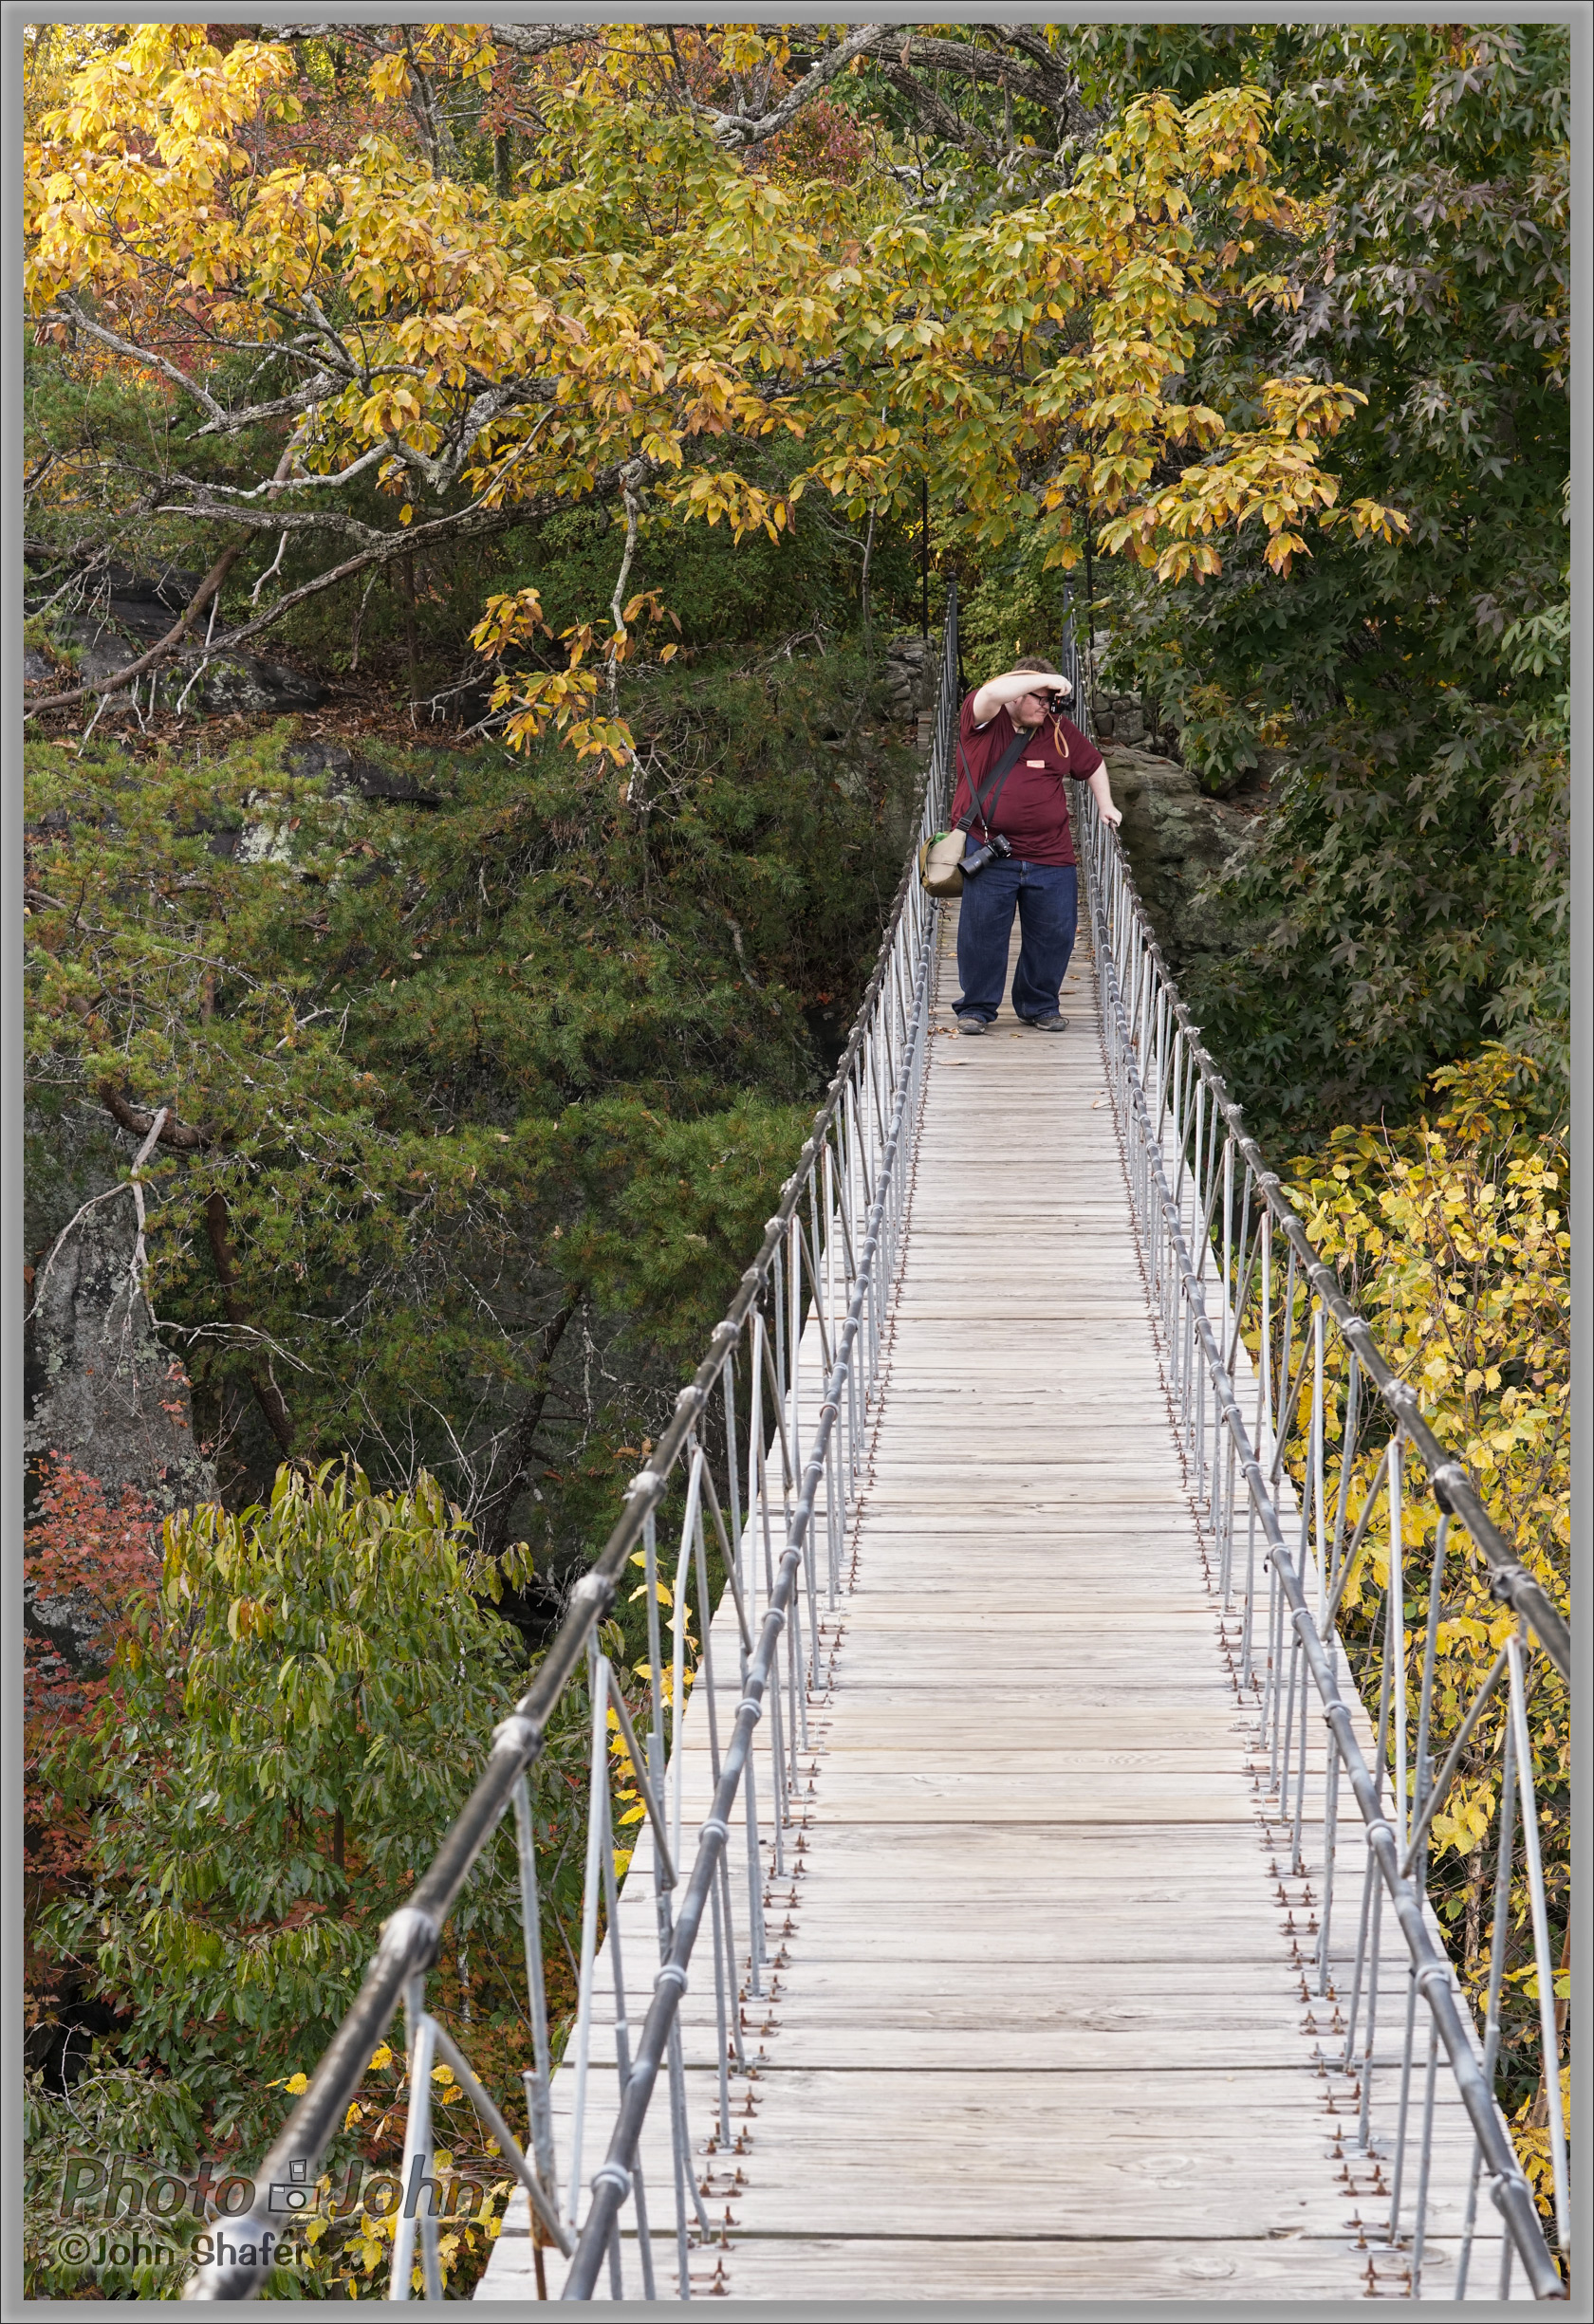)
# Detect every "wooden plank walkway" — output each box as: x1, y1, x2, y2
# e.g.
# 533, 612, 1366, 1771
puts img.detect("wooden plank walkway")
478, 900, 1520, 2303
